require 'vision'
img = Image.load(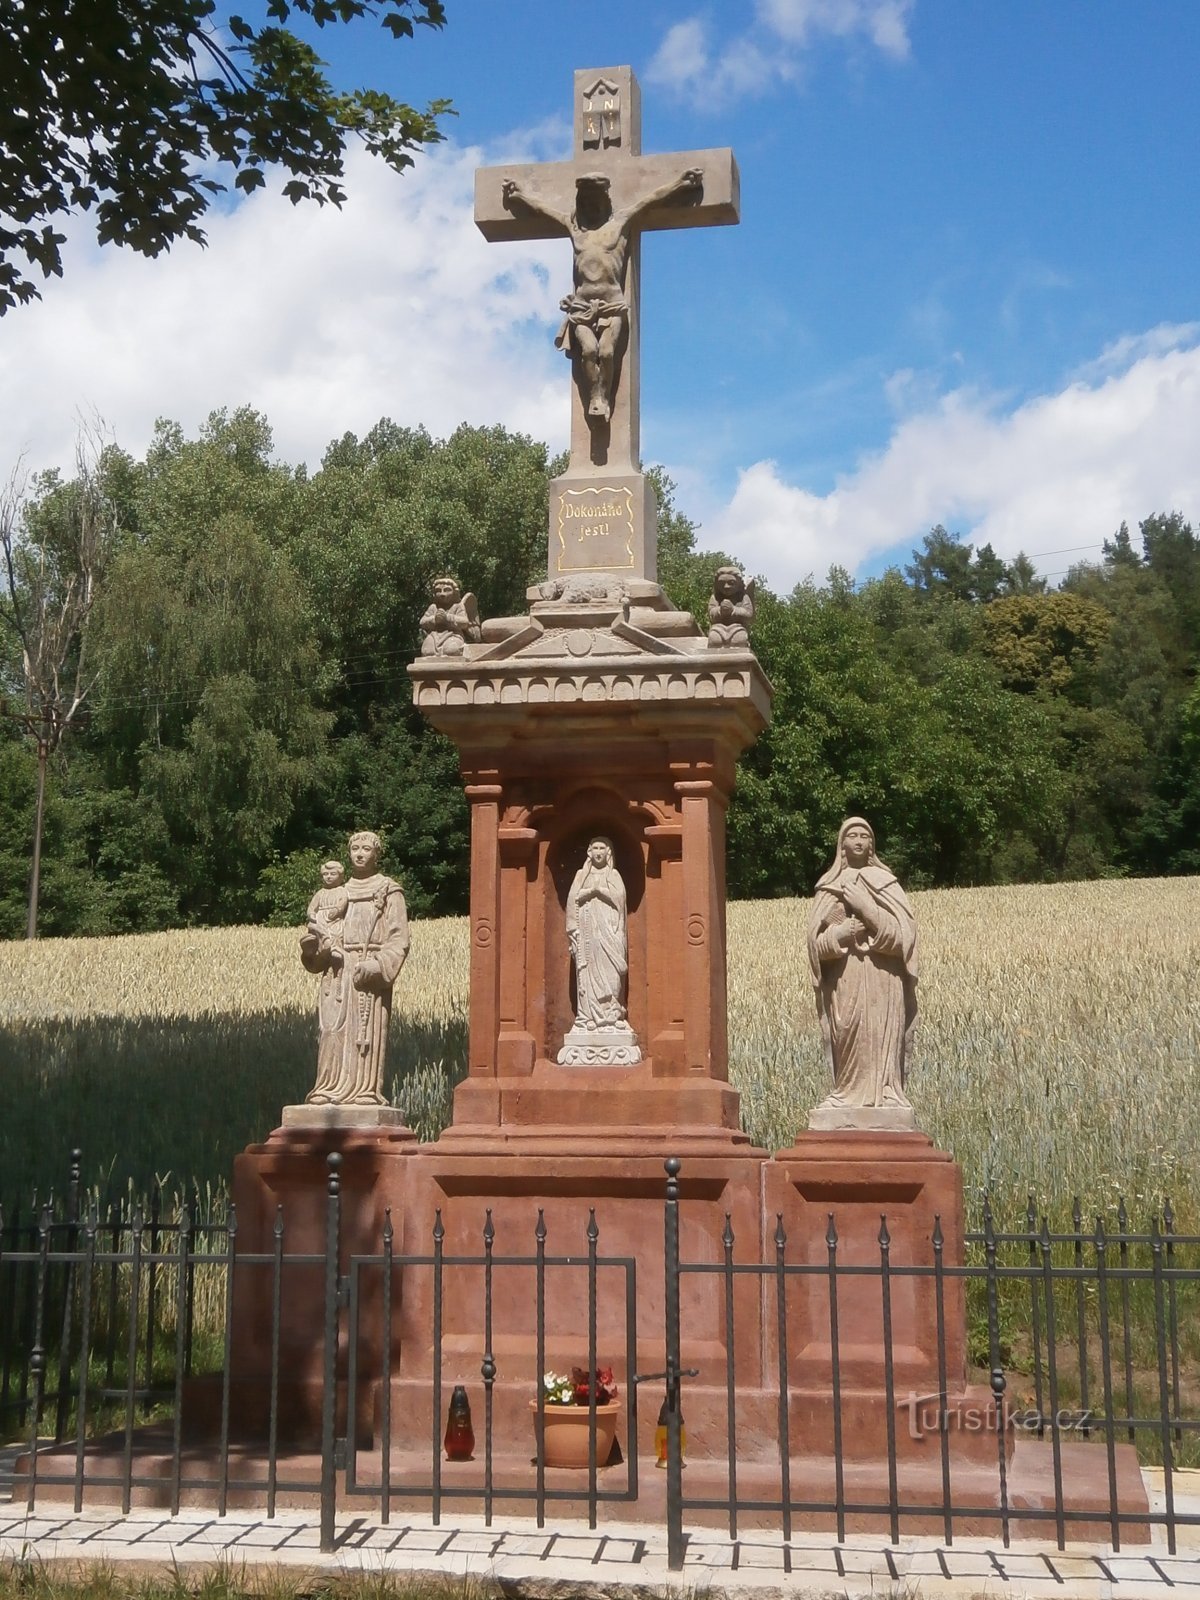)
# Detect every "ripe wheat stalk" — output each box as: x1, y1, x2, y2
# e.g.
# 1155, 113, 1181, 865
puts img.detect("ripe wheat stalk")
1, 880, 1196, 1226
